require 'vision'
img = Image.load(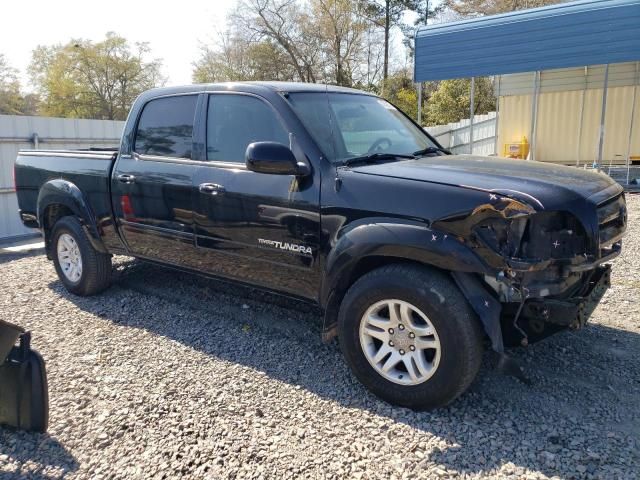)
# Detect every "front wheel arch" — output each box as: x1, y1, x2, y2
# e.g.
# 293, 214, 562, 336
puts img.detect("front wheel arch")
322, 255, 450, 342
